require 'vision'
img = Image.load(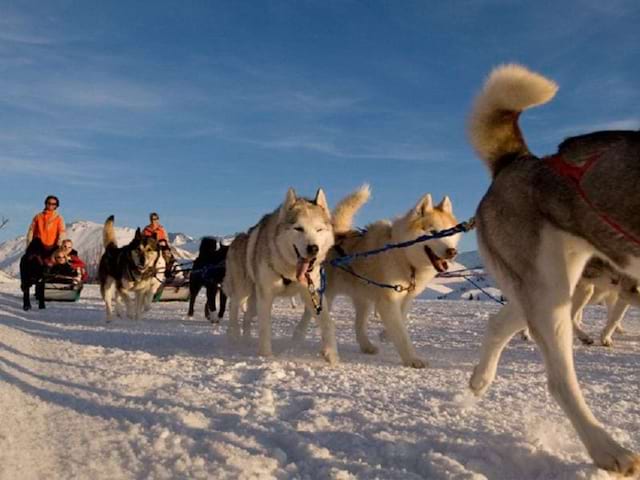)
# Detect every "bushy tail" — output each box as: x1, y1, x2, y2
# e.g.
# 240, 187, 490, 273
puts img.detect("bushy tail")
103, 215, 117, 249
333, 184, 371, 234
468, 64, 558, 176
